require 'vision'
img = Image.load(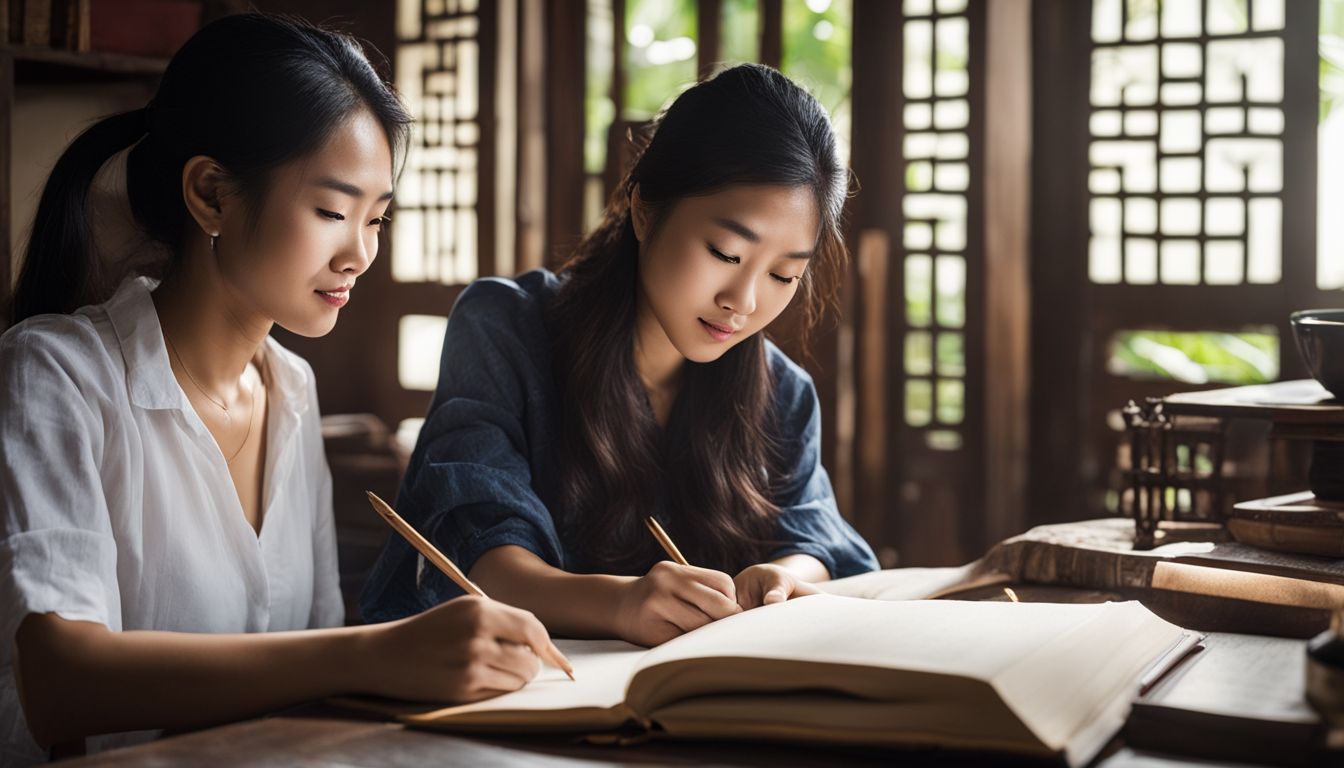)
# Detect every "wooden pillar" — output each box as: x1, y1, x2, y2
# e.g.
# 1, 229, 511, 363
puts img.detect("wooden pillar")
516, 0, 547, 273
0, 50, 12, 328
697, 0, 721, 79
760, 0, 781, 69
543, 0, 587, 269
983, 0, 1032, 545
